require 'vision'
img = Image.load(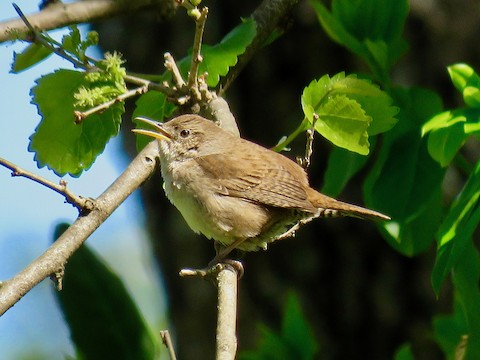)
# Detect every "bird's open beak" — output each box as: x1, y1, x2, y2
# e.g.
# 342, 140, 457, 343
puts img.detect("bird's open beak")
132, 117, 173, 141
